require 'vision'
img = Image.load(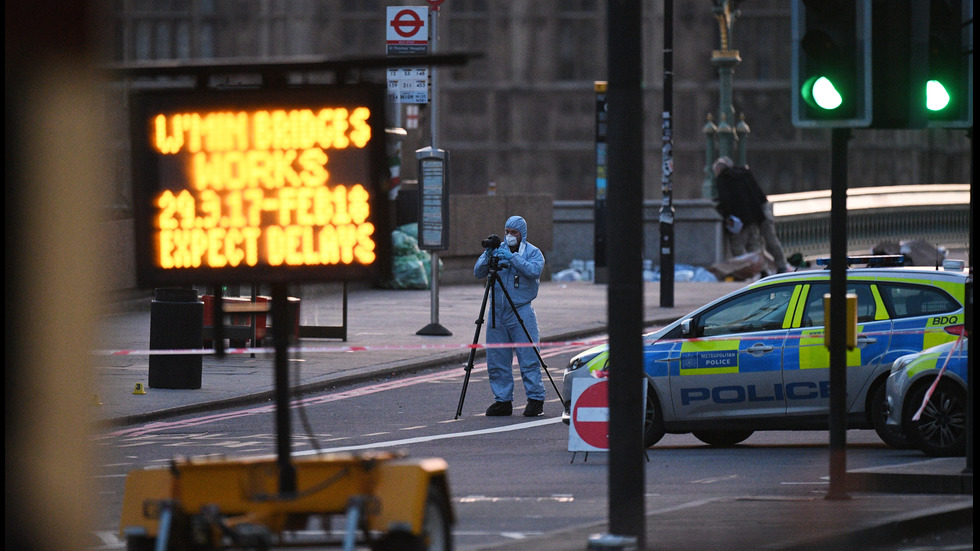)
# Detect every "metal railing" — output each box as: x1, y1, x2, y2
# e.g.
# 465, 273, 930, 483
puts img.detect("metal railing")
770, 185, 970, 257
